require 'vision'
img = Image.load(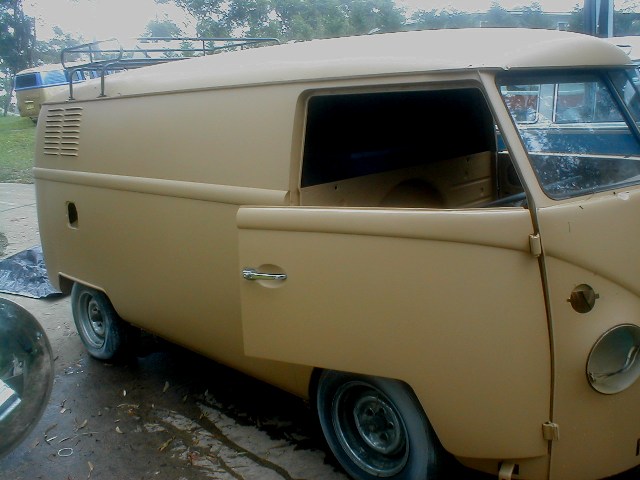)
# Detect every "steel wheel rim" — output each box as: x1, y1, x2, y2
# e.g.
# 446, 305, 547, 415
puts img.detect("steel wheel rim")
331, 381, 409, 477
78, 292, 106, 349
